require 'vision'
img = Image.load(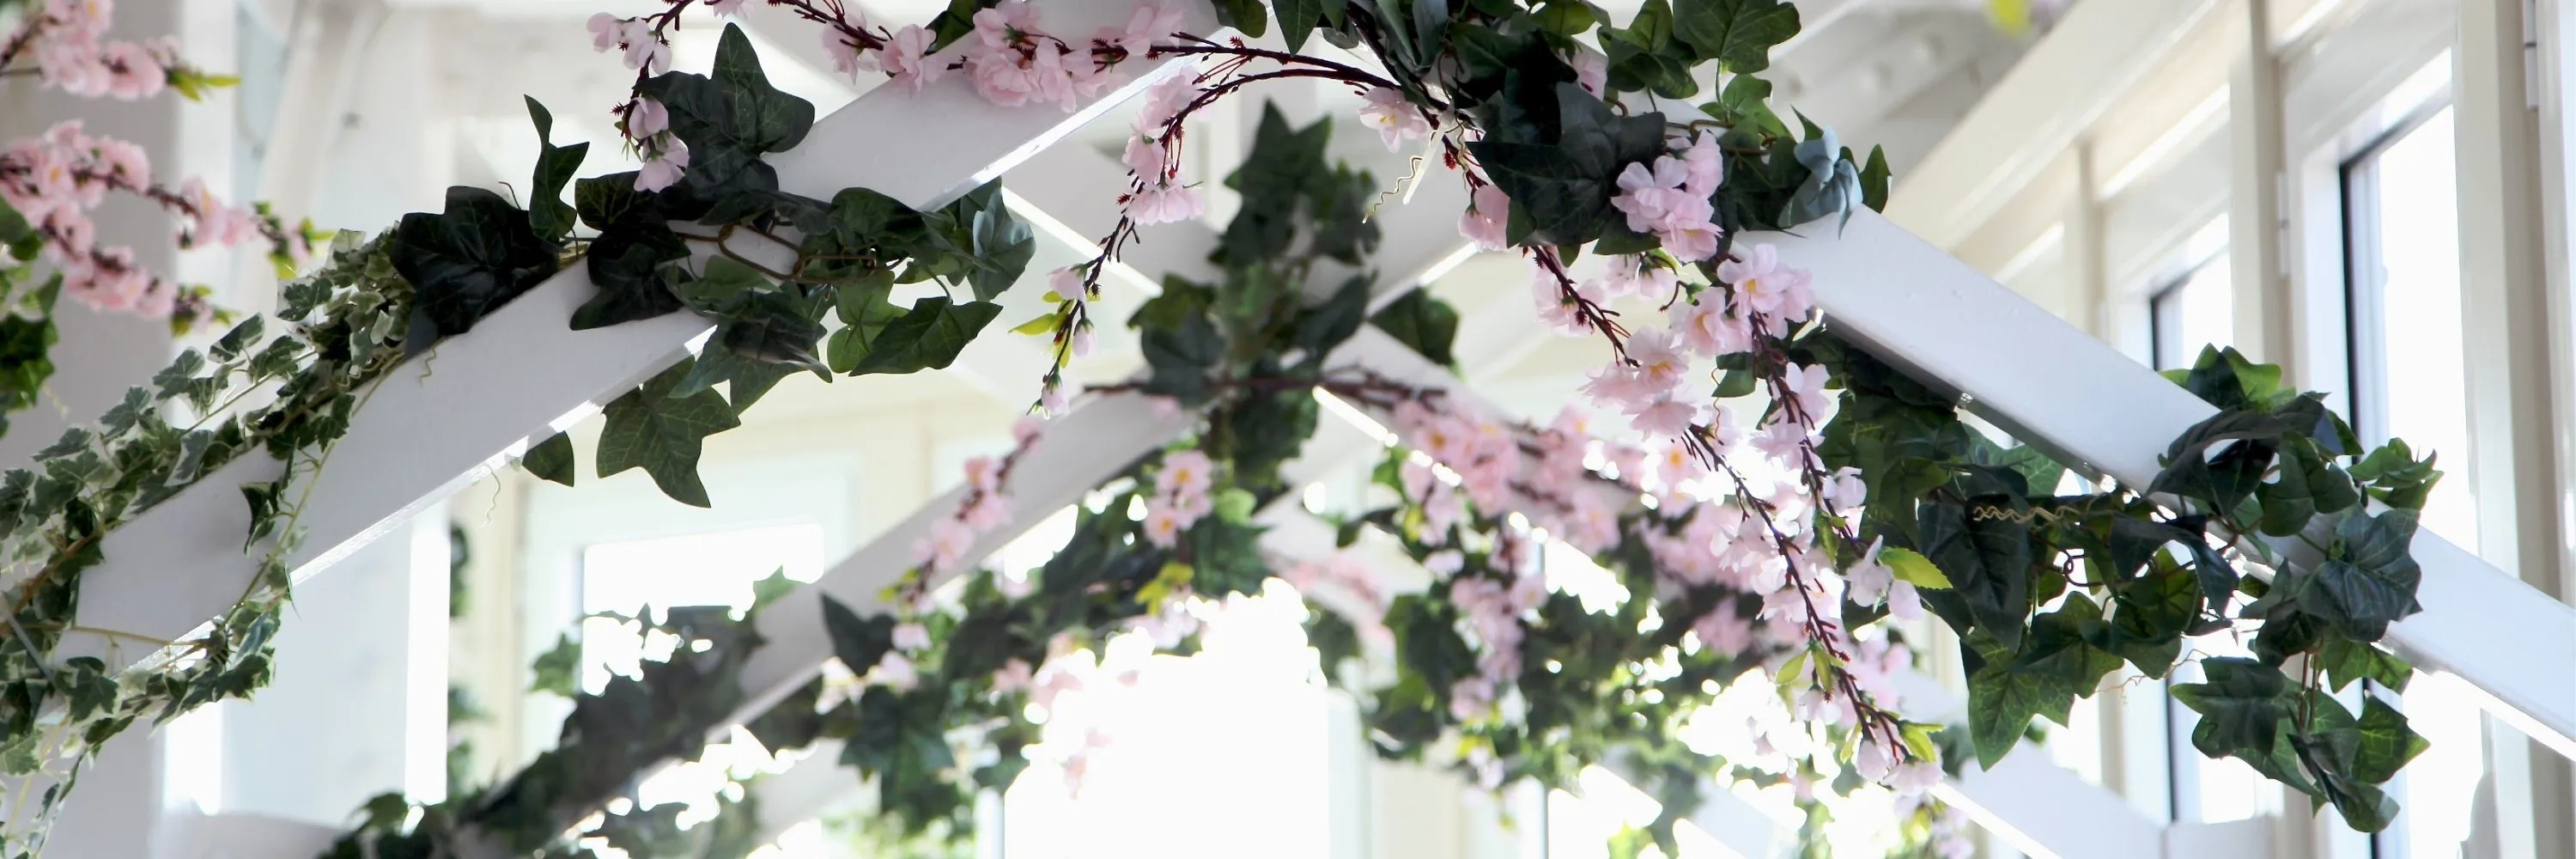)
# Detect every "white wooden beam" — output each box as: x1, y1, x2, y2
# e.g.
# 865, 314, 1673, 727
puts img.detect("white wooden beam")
1762, 208, 2576, 761
65, 0, 1215, 673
